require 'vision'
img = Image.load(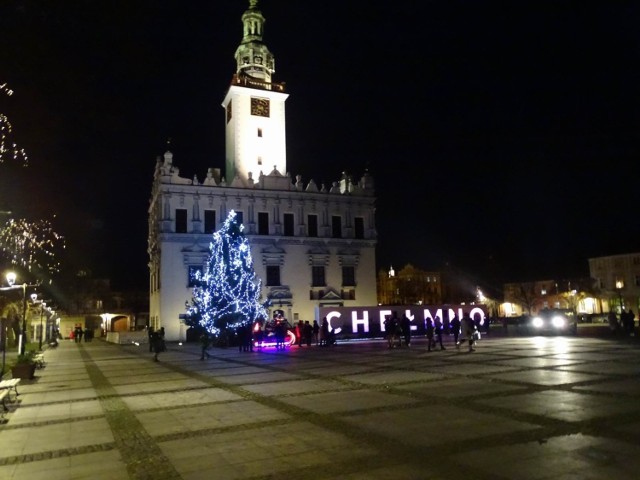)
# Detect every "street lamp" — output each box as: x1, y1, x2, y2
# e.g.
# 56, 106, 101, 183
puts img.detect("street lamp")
5, 272, 27, 354
5, 272, 38, 355
1, 272, 17, 376
31, 293, 47, 350
615, 280, 624, 313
